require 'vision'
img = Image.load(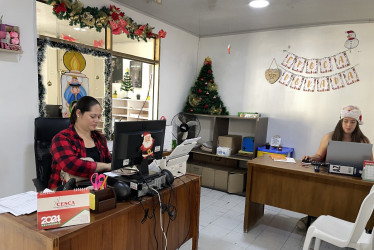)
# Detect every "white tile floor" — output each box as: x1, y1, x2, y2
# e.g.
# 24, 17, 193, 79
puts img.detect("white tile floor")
178, 187, 344, 250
